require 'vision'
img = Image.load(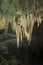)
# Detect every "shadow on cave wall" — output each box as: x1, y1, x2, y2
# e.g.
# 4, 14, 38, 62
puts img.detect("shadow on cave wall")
28, 21, 43, 65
